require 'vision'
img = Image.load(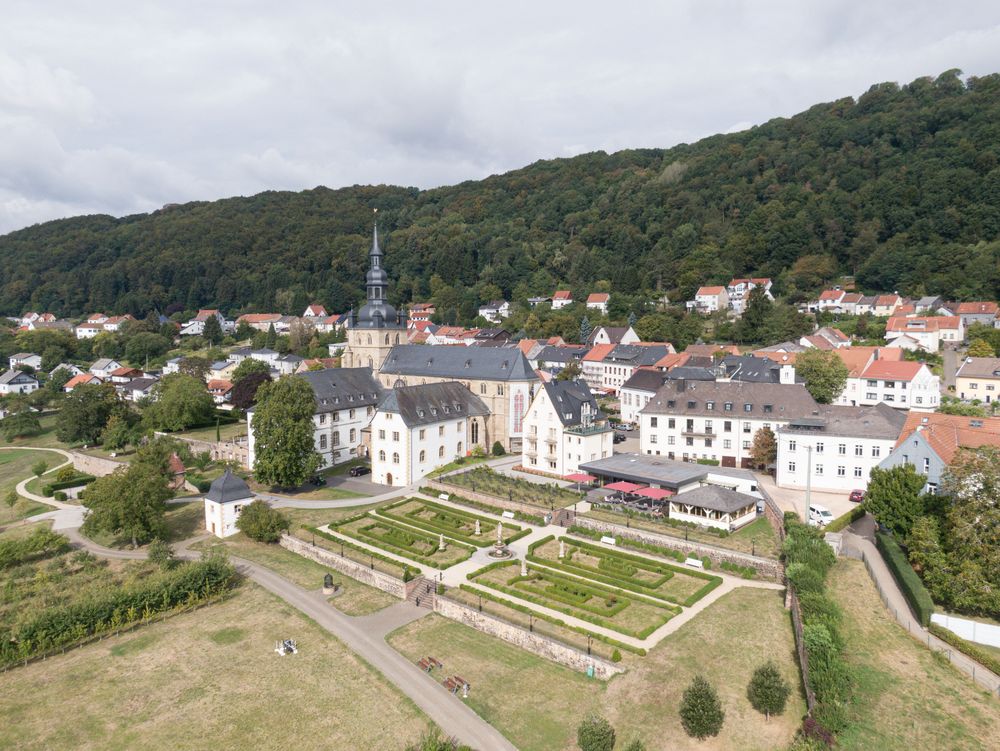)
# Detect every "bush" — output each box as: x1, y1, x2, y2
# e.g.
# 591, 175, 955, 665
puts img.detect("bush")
53, 491, 67, 502
747, 660, 791, 719
236, 500, 290, 543
875, 531, 934, 626
577, 714, 615, 751
491, 441, 505, 456
610, 648, 622, 662
42, 474, 96, 496
55, 466, 77, 483
825, 505, 865, 533
679, 675, 725, 739
148, 538, 175, 570
929, 623, 1000, 677
436, 583, 445, 595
